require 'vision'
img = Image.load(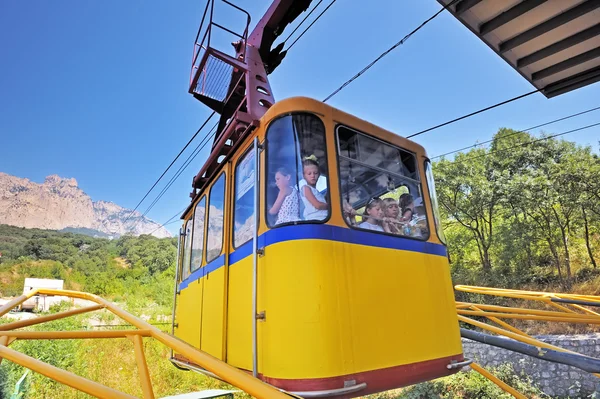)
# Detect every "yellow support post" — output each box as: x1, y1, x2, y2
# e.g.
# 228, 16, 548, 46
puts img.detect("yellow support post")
470, 305, 530, 337
0, 336, 8, 366
456, 285, 600, 305
129, 334, 155, 399
570, 303, 600, 316
0, 304, 104, 331
0, 330, 152, 340
459, 302, 595, 318
0, 344, 137, 399
0, 292, 36, 317
456, 310, 600, 324
545, 299, 578, 314
5, 288, 296, 399
470, 363, 527, 399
